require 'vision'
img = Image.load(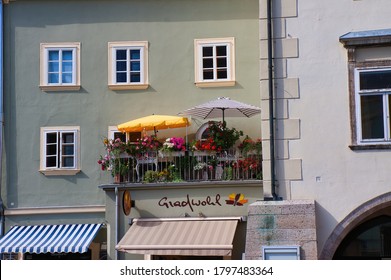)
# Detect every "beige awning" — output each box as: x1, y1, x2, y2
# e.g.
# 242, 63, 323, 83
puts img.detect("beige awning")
116, 217, 240, 256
